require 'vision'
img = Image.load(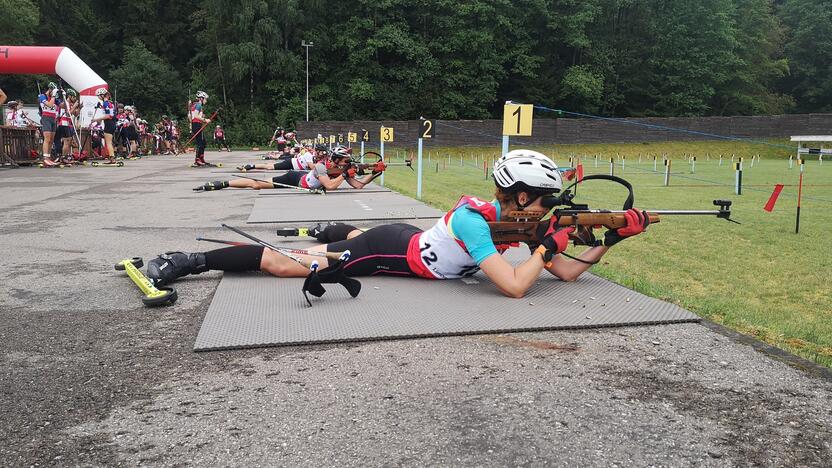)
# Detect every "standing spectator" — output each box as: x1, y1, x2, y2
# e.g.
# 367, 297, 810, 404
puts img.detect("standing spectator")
214, 124, 230, 151
0, 88, 6, 108
38, 82, 59, 165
